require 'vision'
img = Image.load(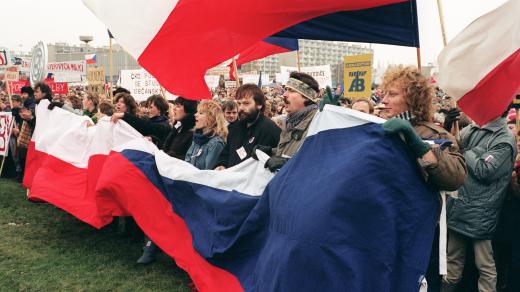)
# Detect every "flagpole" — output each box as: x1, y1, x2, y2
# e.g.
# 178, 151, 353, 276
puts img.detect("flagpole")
436, 0, 458, 136
109, 34, 113, 100
232, 57, 240, 88
296, 50, 301, 72
416, 48, 422, 69
436, 0, 448, 47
